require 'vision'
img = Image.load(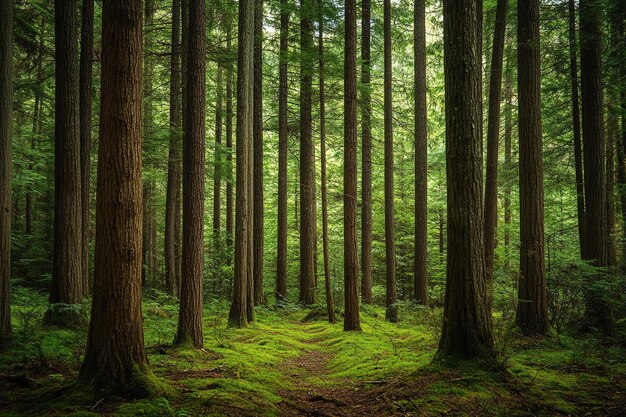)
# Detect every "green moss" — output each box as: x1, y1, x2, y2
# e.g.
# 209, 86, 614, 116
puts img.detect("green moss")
115, 397, 175, 417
